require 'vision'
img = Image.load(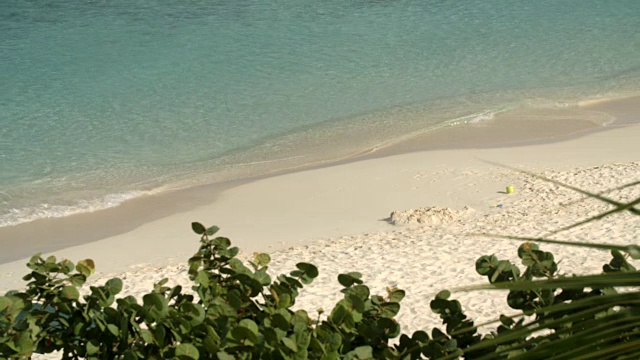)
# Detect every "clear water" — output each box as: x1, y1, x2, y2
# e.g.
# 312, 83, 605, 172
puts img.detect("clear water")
2, 0, 640, 226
